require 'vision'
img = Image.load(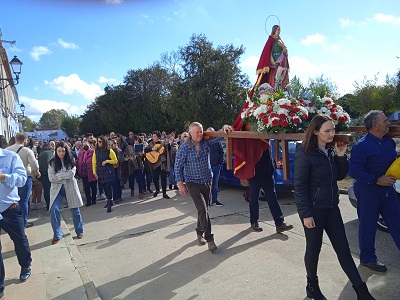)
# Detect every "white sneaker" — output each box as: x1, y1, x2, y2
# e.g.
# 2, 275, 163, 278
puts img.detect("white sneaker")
98, 193, 106, 200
